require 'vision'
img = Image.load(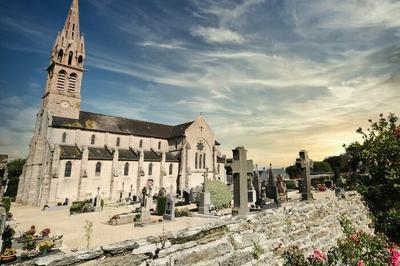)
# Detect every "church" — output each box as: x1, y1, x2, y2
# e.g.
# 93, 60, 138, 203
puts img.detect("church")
16, 0, 226, 207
